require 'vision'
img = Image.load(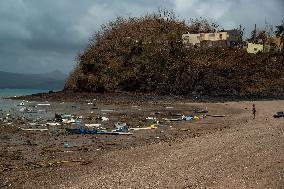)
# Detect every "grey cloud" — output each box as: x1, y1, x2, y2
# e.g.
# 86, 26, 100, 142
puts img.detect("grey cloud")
0, 0, 283, 74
